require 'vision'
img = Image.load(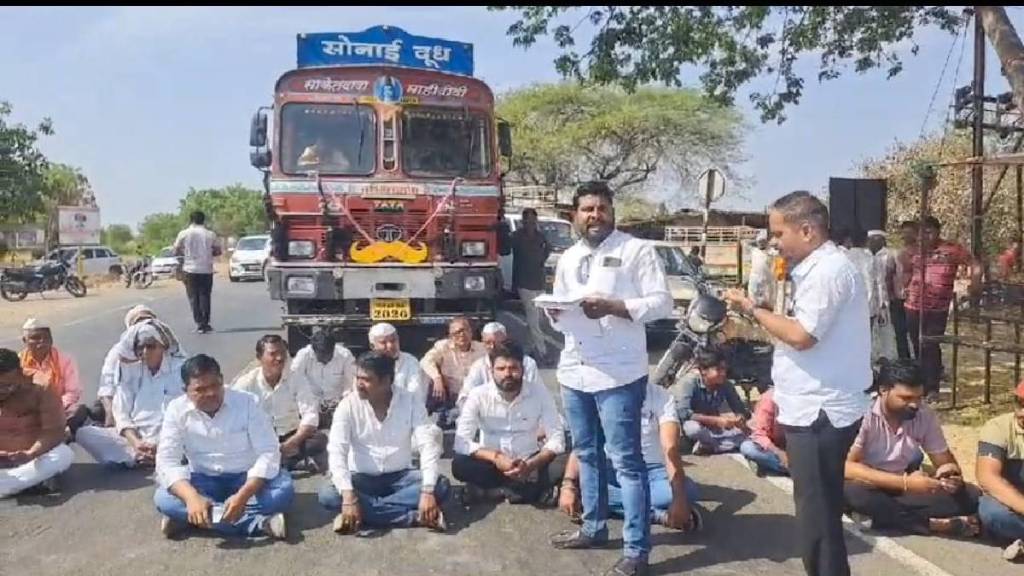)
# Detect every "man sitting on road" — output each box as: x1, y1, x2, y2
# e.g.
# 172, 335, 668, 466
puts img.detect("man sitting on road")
844, 360, 979, 538
368, 323, 428, 405
558, 378, 702, 532
740, 387, 790, 476
96, 305, 164, 428
0, 348, 74, 498
318, 351, 449, 535
20, 318, 89, 438
457, 321, 541, 406
670, 348, 750, 455
290, 328, 355, 429
77, 323, 185, 468
155, 354, 293, 540
976, 381, 1024, 562
454, 341, 566, 505
233, 335, 325, 473
421, 316, 486, 427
